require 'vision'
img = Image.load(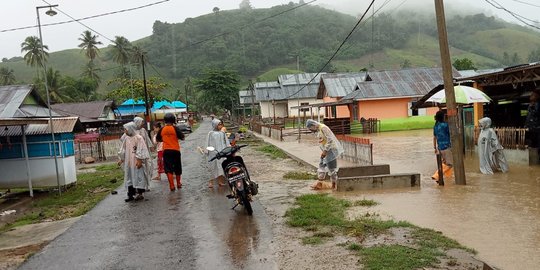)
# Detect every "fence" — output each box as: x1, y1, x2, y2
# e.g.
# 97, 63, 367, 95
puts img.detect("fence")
464, 126, 528, 152
261, 125, 283, 141
75, 133, 123, 163
336, 135, 373, 165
